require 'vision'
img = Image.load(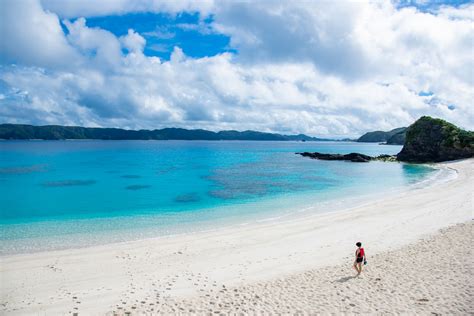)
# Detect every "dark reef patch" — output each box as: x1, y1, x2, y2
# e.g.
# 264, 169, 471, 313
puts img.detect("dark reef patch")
106, 170, 120, 174
156, 166, 178, 174
208, 190, 240, 200
121, 175, 141, 179
0, 164, 47, 174
174, 193, 201, 203
267, 181, 308, 190
208, 182, 268, 200
125, 184, 151, 190
301, 175, 340, 184
42, 179, 96, 187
